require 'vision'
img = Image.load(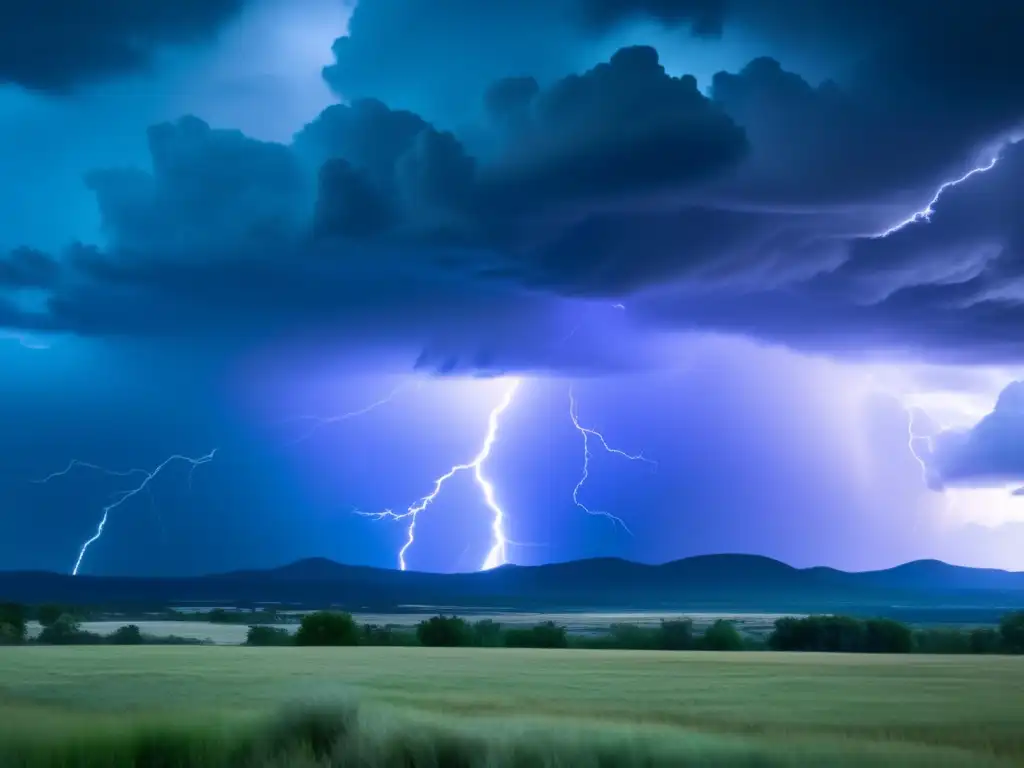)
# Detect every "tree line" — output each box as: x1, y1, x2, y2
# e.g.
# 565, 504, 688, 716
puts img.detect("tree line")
0, 603, 206, 645
246, 609, 1024, 653
4, 601, 1023, 653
